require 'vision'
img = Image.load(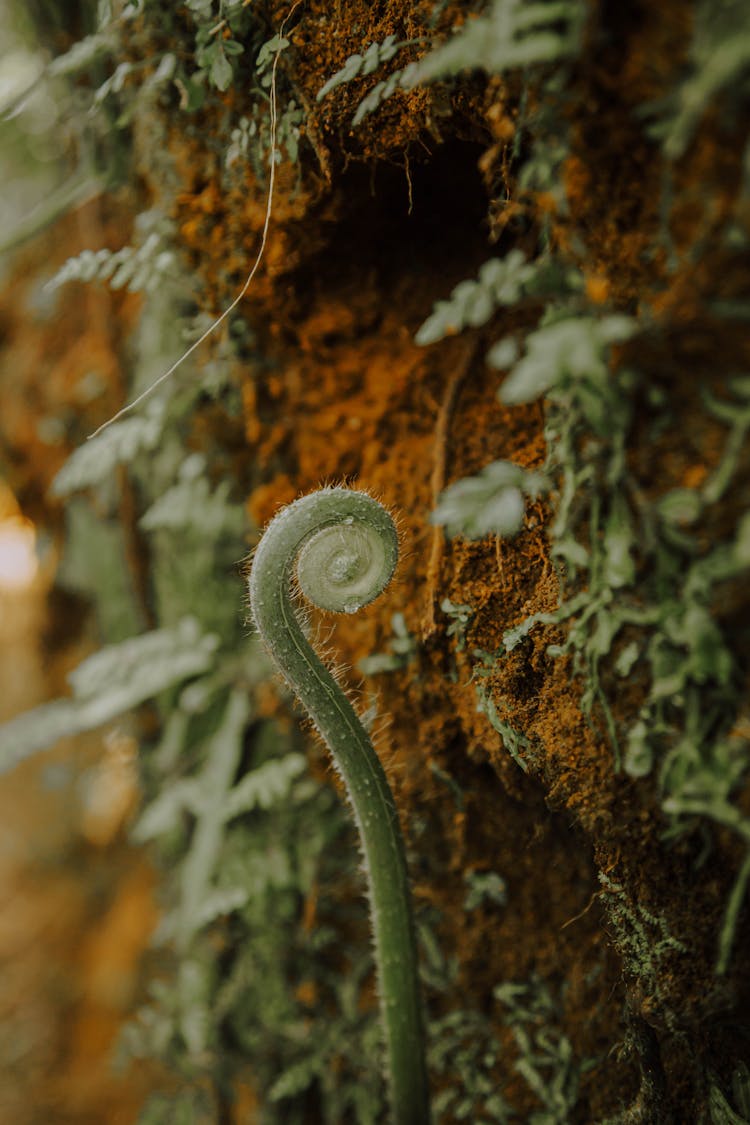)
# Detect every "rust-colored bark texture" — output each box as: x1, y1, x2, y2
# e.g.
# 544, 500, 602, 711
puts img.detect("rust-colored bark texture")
1, 0, 749, 1122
